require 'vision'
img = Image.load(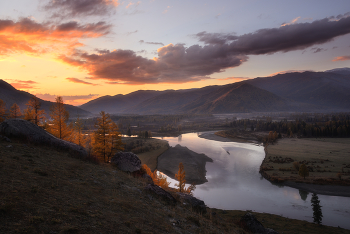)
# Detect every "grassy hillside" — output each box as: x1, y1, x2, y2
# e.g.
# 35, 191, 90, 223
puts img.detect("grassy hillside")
1, 137, 349, 233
